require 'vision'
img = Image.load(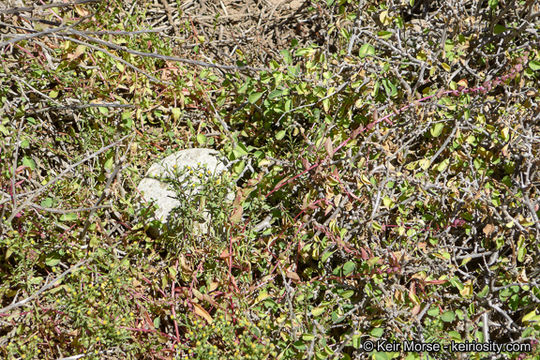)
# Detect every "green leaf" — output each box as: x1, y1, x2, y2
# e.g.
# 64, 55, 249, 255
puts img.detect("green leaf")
232, 160, 245, 176
22, 156, 36, 170
352, 334, 362, 349
45, 253, 61, 266
196, 134, 207, 145
370, 327, 384, 337
284, 99, 292, 112
437, 158, 450, 172
237, 82, 248, 94
488, 0, 498, 9
430, 123, 444, 137
373, 352, 390, 360
493, 24, 506, 34
275, 130, 286, 140
441, 311, 455, 322
372, 80, 380, 97
268, 89, 284, 100
377, 31, 393, 39
311, 306, 325, 317
232, 143, 249, 158
322, 98, 330, 112
321, 250, 334, 263
358, 43, 375, 58
450, 277, 463, 290
280, 49, 292, 65
104, 154, 114, 170
367, 256, 379, 267
427, 306, 439, 317
171, 108, 181, 121
343, 261, 356, 275
60, 213, 77, 222
528, 60, 540, 71
40, 197, 53, 208
295, 48, 312, 56
382, 79, 397, 97
248, 92, 263, 104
